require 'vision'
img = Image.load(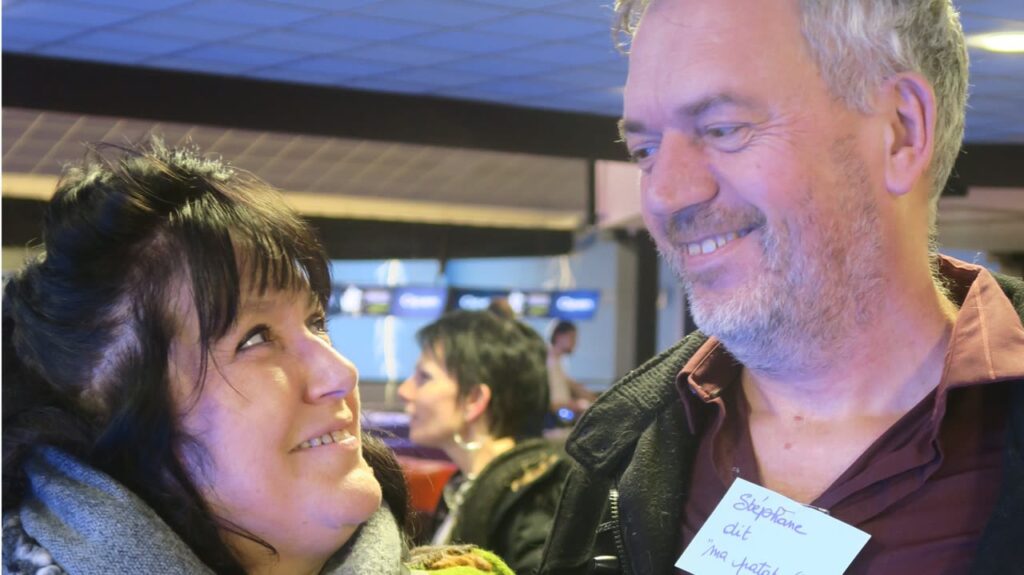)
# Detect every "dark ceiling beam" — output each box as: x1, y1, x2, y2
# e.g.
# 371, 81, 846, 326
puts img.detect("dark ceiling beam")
5, 54, 1020, 191
1, 197, 574, 259
3, 53, 626, 162
306, 217, 574, 260
944, 144, 1024, 196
